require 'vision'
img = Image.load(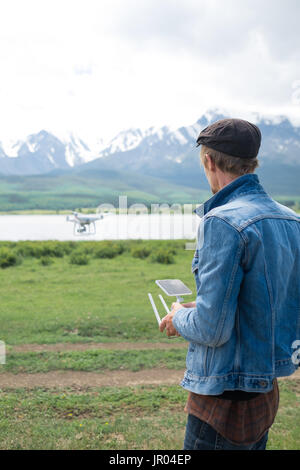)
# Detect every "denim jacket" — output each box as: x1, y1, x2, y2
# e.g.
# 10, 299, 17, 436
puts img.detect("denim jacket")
173, 174, 300, 395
